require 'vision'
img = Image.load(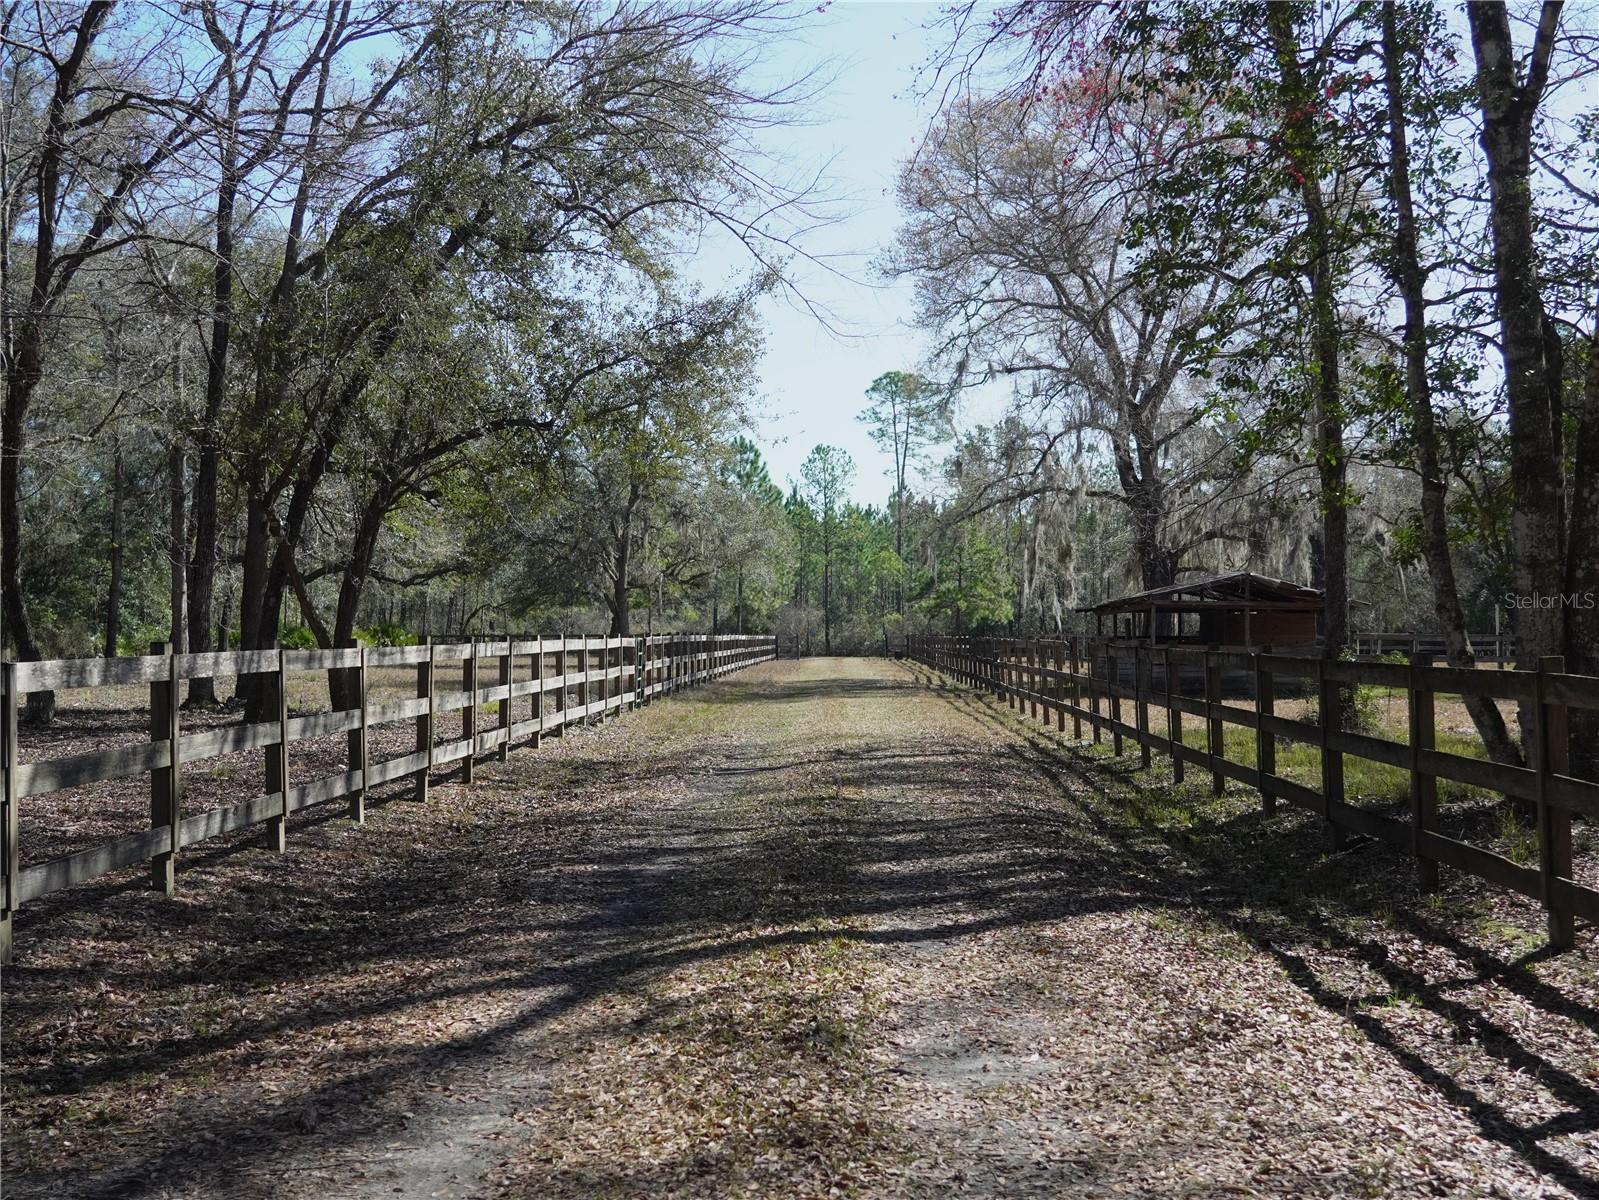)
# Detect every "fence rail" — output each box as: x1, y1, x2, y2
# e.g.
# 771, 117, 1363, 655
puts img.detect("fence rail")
904, 634, 1597, 953
0, 633, 777, 962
